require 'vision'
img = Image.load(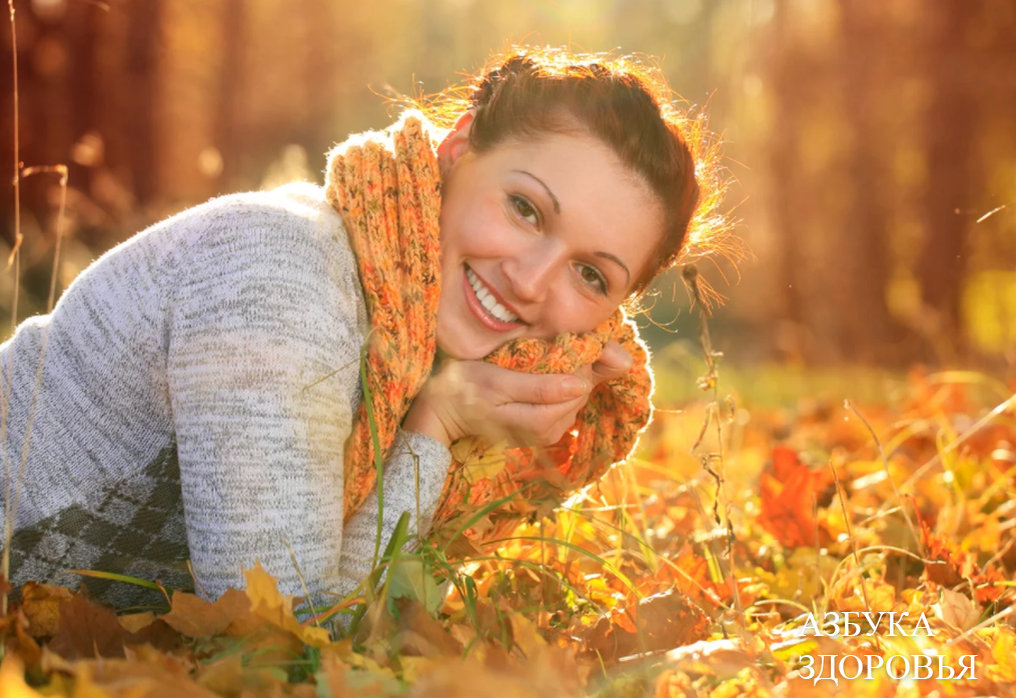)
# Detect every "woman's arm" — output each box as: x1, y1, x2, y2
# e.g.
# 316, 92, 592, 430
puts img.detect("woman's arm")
336, 430, 451, 598
165, 185, 451, 602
